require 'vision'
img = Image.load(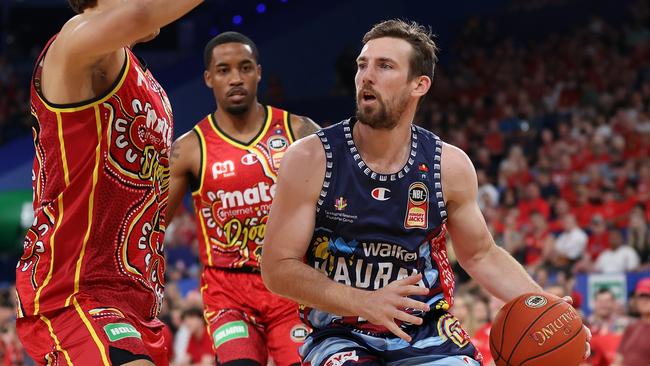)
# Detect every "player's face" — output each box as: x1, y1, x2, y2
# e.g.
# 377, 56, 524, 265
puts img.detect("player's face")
355, 37, 413, 129
204, 43, 261, 115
